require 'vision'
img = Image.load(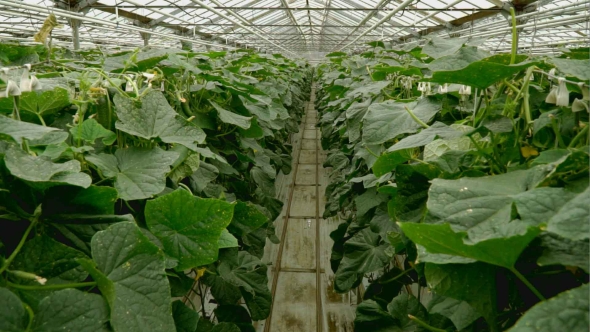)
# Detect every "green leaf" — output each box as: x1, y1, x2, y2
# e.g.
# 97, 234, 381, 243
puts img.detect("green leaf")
79, 222, 176, 332
427, 294, 480, 331
218, 229, 239, 249
386, 122, 466, 153
425, 263, 497, 330
19, 87, 70, 119
362, 97, 441, 145
508, 284, 589, 332
545, 186, 589, 241
400, 222, 540, 269
172, 300, 200, 332
422, 37, 467, 59
217, 249, 269, 296
0, 115, 59, 143
334, 228, 391, 292
169, 151, 200, 184
114, 90, 206, 150
211, 322, 241, 332
86, 146, 178, 200
0, 287, 27, 332
210, 101, 252, 129
12, 234, 87, 280
228, 201, 269, 237
69, 119, 116, 145
355, 188, 389, 216
372, 149, 412, 177
426, 167, 550, 243
550, 58, 590, 81
32, 289, 109, 332
145, 189, 235, 270
537, 233, 589, 273
387, 294, 428, 331
190, 161, 219, 193
429, 54, 539, 89
241, 289, 272, 321
428, 46, 490, 71
5, 146, 91, 188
